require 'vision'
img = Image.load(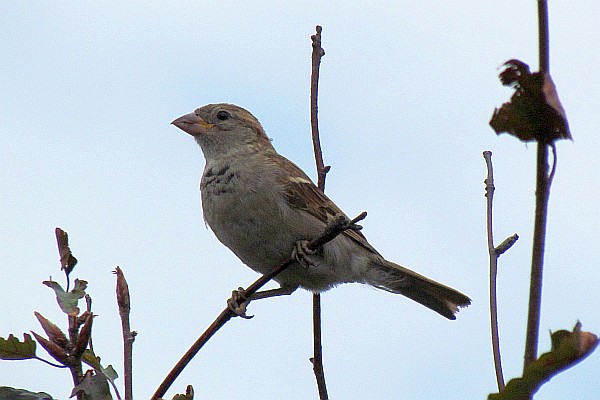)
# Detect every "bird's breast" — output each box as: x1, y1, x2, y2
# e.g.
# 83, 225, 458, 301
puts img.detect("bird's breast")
200, 163, 237, 195
199, 159, 296, 271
